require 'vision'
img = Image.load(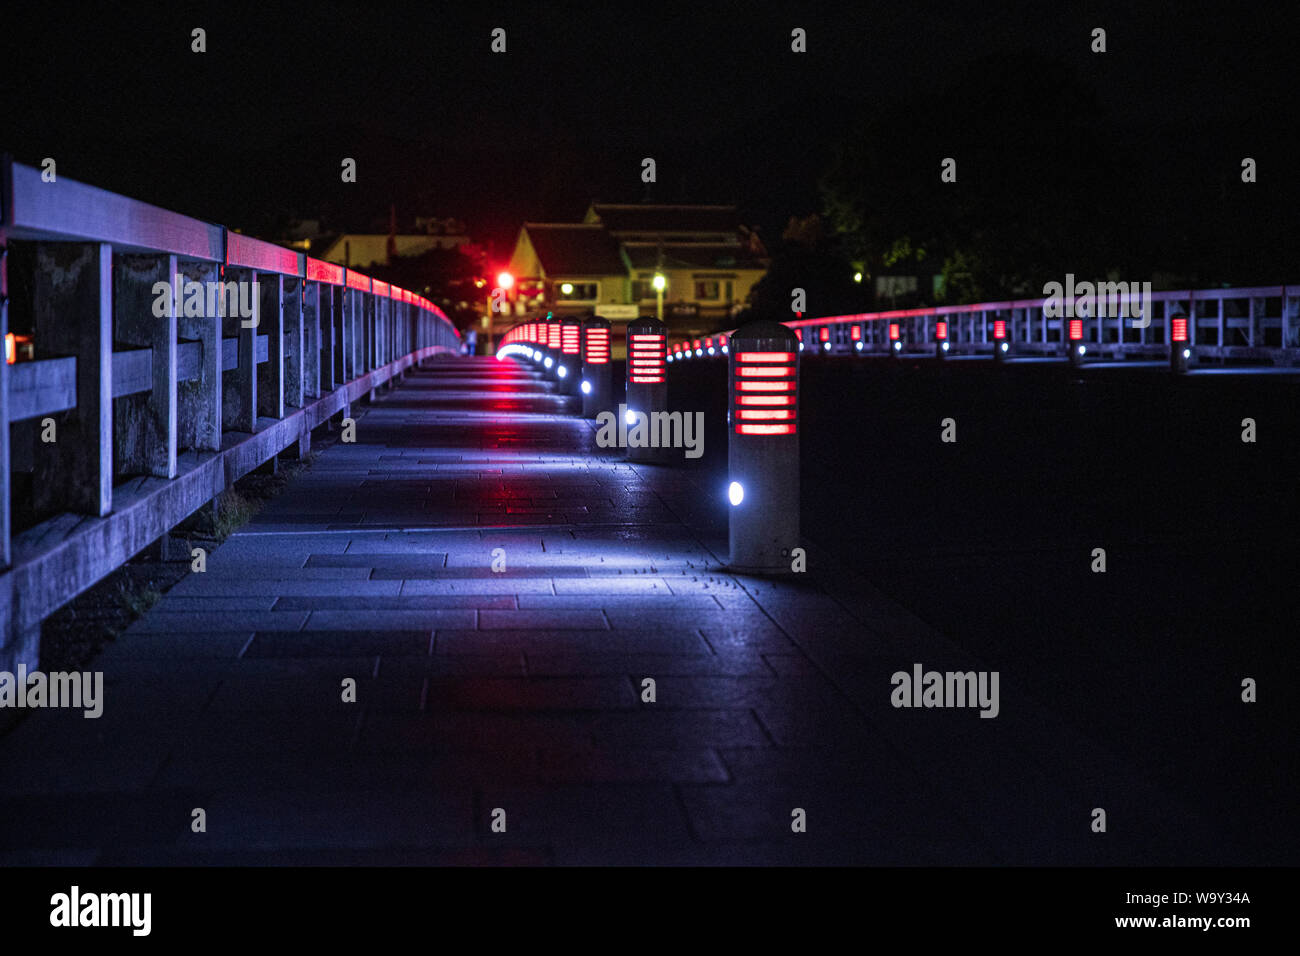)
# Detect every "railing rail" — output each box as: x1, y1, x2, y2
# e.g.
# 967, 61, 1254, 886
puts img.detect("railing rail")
667, 286, 1300, 362
0, 159, 460, 669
